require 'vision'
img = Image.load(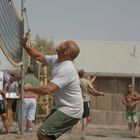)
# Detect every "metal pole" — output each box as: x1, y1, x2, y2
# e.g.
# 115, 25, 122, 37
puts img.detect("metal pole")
21, 0, 24, 135
20, 64, 24, 135
21, 0, 24, 17
132, 74, 135, 93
